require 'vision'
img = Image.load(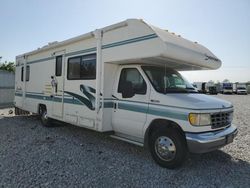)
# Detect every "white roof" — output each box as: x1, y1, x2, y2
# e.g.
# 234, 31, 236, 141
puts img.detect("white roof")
17, 19, 221, 71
